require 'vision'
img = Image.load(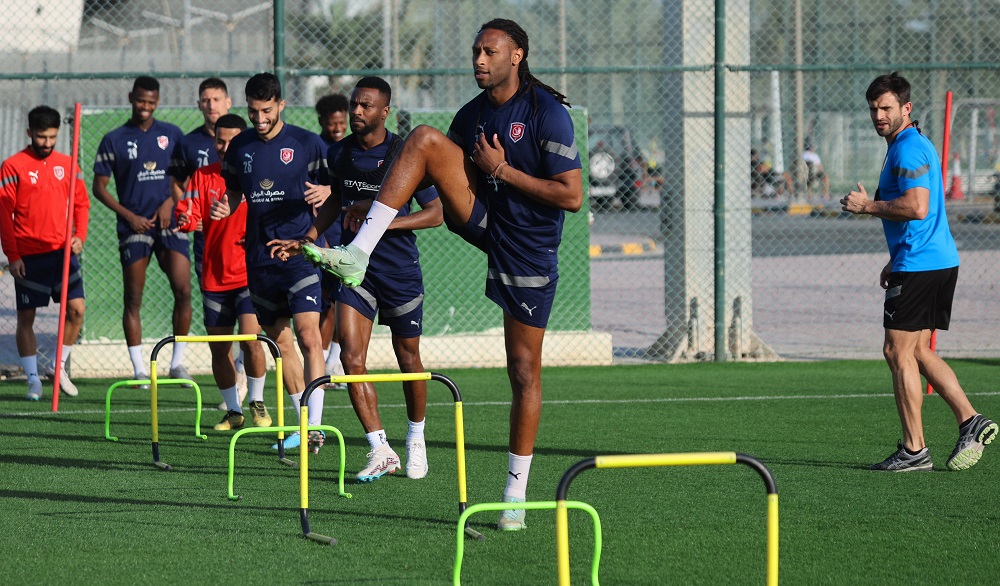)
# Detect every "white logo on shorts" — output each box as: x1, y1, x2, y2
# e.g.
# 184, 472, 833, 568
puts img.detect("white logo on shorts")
884, 309, 896, 320
306, 295, 318, 305
410, 319, 421, 327
520, 302, 537, 317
